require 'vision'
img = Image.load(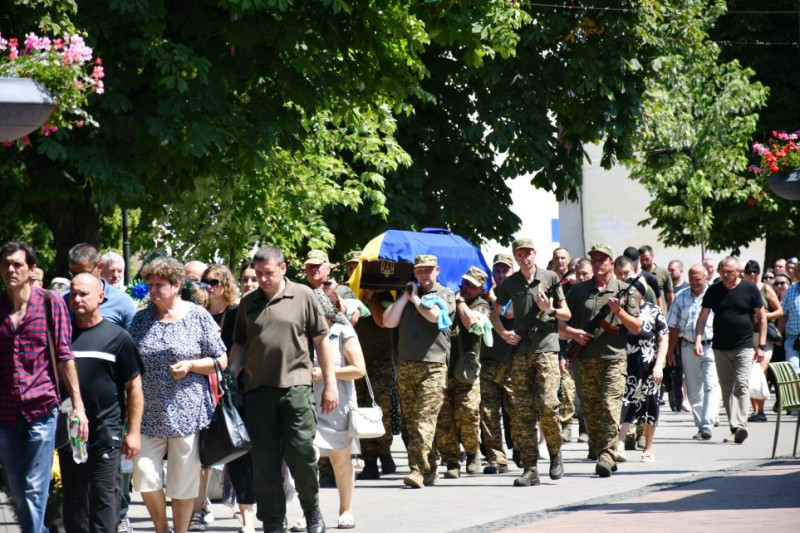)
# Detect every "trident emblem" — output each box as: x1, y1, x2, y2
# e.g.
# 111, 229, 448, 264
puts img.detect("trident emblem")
380, 260, 395, 277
